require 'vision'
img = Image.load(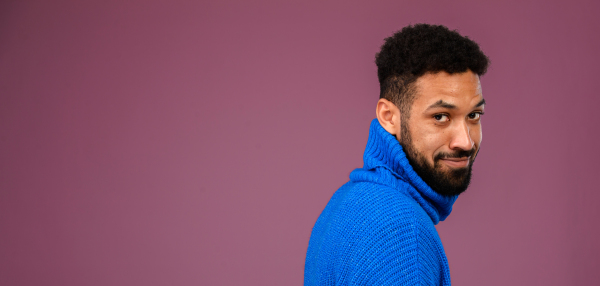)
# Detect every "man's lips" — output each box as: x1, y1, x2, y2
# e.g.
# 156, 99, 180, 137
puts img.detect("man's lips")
439, 157, 470, 168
